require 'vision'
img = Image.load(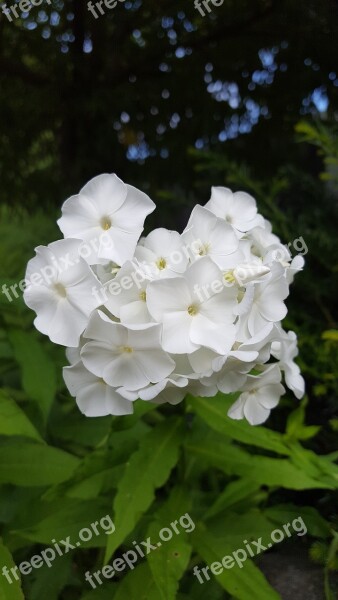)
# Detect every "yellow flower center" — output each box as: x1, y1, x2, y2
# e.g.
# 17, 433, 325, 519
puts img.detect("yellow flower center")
198, 243, 210, 256
139, 290, 147, 302
120, 346, 133, 354
187, 304, 198, 316
100, 216, 112, 230
156, 257, 167, 270
224, 270, 236, 284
